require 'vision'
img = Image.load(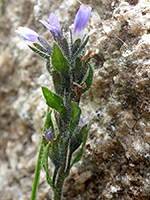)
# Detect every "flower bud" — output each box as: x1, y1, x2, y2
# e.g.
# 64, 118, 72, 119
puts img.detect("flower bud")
73, 5, 91, 41
15, 26, 39, 43
43, 127, 54, 142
